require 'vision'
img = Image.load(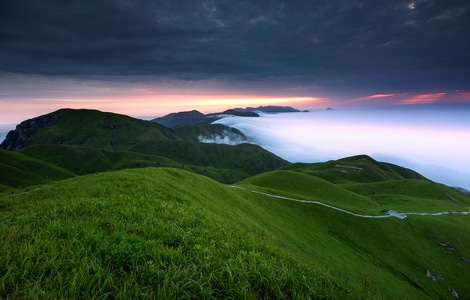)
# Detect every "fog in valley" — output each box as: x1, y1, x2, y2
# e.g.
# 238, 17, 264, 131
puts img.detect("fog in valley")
215, 109, 470, 190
